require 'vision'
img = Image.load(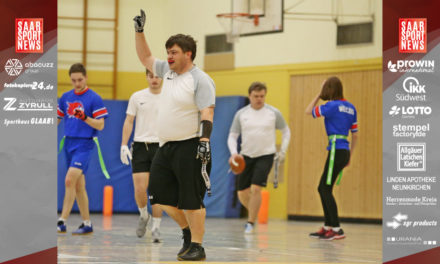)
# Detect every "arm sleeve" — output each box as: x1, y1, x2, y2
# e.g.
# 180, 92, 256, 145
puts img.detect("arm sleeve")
229, 112, 241, 134
57, 96, 65, 119
312, 102, 336, 118
274, 109, 287, 130
195, 75, 216, 110
280, 126, 291, 154
126, 94, 137, 116
351, 109, 358, 133
92, 95, 109, 119
227, 132, 239, 155
153, 59, 169, 79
